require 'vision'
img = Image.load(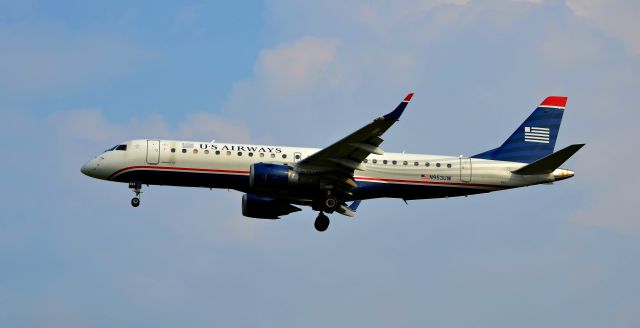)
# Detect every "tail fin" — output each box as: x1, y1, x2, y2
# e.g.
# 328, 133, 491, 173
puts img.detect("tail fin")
472, 96, 567, 163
